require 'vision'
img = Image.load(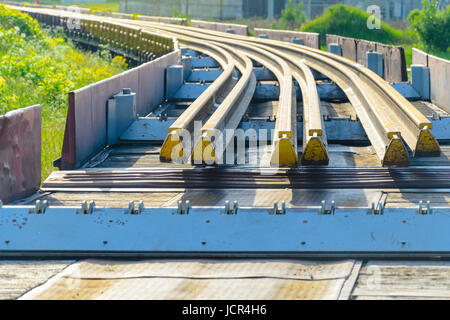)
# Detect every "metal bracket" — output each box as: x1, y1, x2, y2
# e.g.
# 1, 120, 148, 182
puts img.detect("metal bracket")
368, 201, 385, 215
77, 201, 95, 214
126, 200, 144, 214
222, 200, 239, 215
29, 200, 48, 214
320, 200, 335, 215
158, 112, 168, 122
272, 201, 286, 215
432, 112, 441, 121
417, 201, 433, 215
175, 200, 190, 215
